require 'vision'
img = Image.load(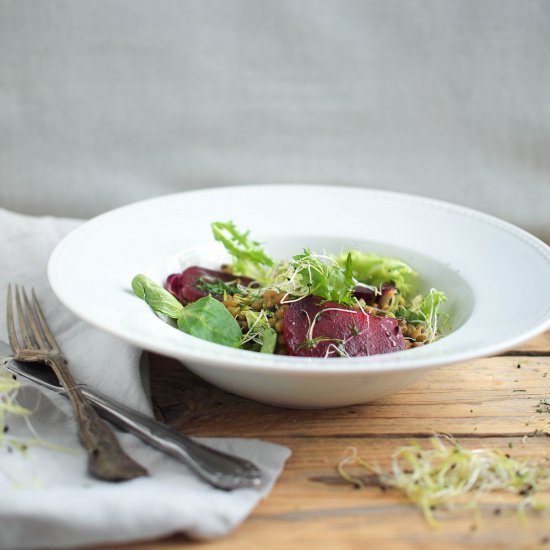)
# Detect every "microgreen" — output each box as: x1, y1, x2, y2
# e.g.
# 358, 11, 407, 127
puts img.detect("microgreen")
395, 289, 448, 343
323, 342, 351, 358
297, 336, 342, 350
272, 249, 355, 305
241, 310, 278, 353
1, 359, 77, 470
535, 399, 550, 414
0, 367, 31, 452
338, 434, 550, 526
